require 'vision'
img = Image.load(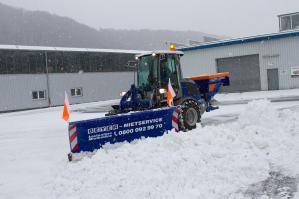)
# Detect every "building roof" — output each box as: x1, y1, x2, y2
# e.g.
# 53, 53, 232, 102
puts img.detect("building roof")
278, 12, 299, 17
137, 50, 184, 58
180, 30, 299, 52
0, 44, 148, 54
